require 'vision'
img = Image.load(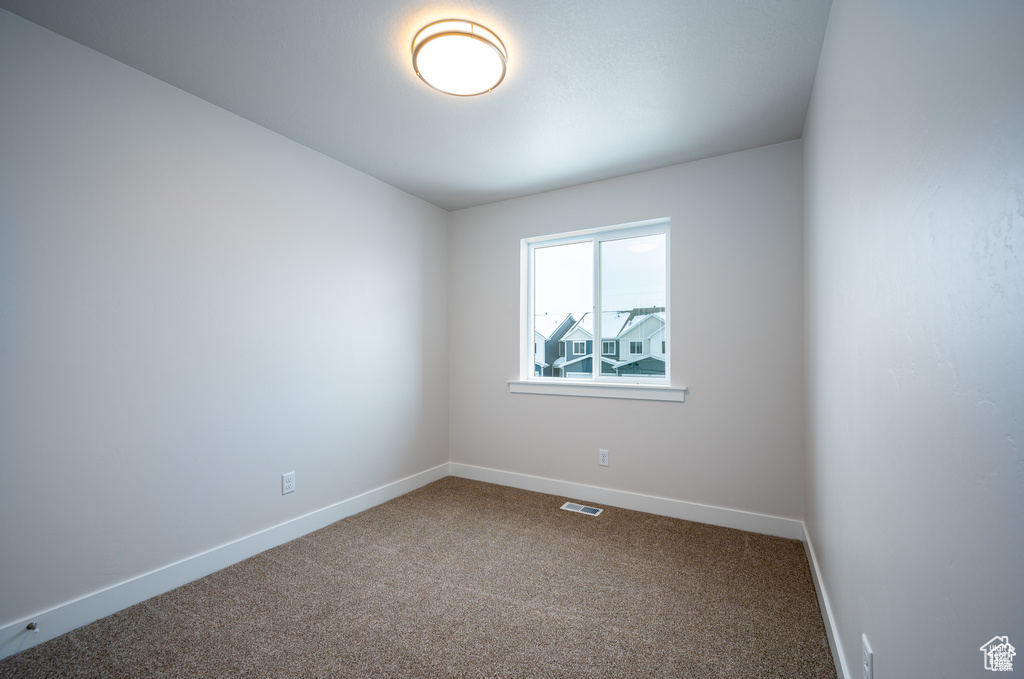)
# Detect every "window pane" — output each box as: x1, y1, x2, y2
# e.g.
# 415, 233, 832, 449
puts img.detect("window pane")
599, 234, 666, 377
533, 241, 593, 378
